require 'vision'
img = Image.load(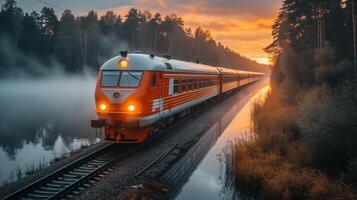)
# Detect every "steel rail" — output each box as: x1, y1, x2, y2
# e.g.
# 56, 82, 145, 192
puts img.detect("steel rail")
2, 142, 116, 200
